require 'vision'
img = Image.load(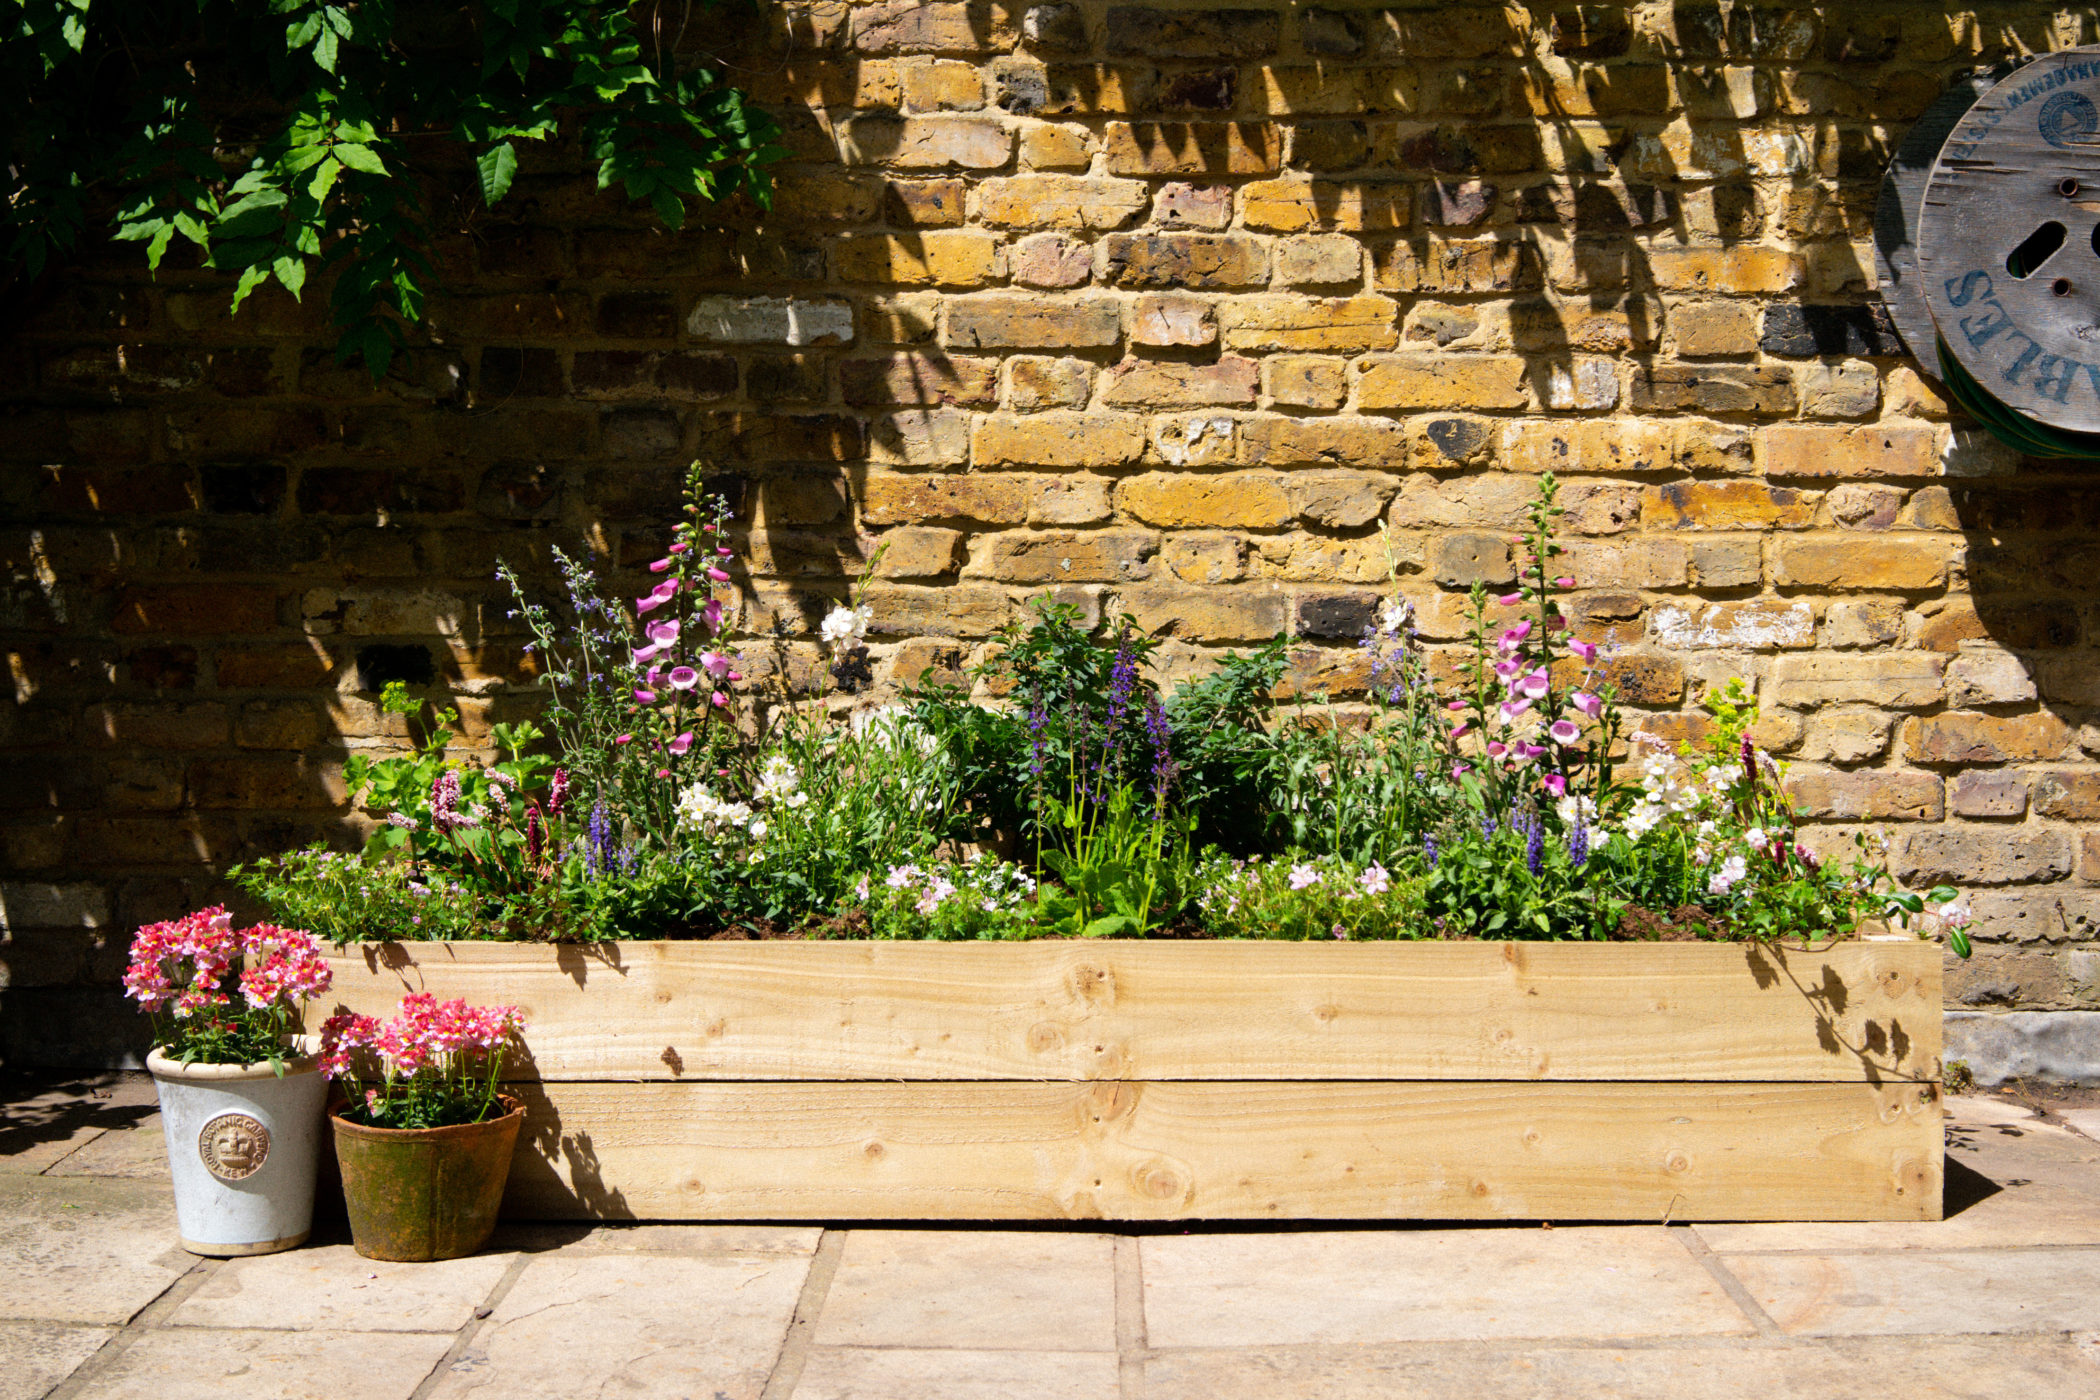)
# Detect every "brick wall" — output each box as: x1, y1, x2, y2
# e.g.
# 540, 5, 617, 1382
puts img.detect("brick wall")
6, 1, 2100, 1073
